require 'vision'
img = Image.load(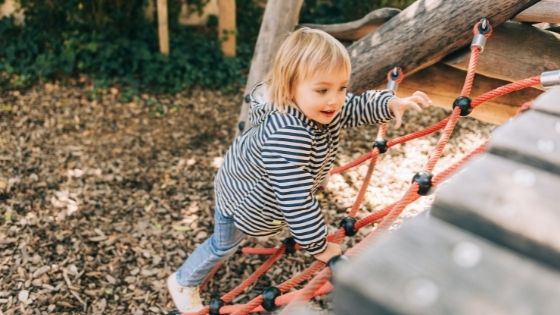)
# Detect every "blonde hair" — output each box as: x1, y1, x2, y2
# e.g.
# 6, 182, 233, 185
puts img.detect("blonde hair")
266, 27, 351, 112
